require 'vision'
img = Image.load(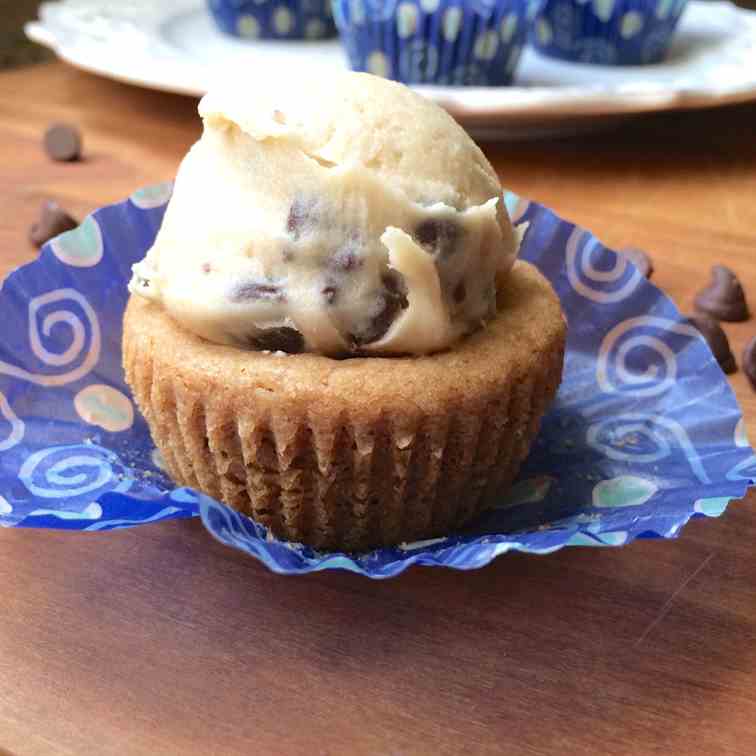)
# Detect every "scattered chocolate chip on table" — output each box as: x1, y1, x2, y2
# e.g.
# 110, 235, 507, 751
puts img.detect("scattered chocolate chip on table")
43, 122, 82, 162
686, 315, 737, 374
694, 264, 750, 322
28, 199, 78, 248
744, 336, 756, 391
